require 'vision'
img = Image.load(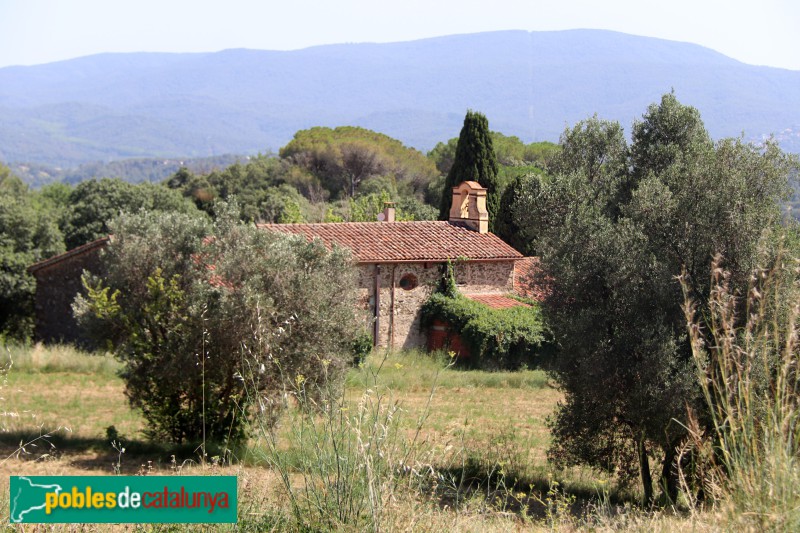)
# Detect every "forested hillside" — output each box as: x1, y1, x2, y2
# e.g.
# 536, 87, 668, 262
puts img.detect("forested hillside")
10, 155, 246, 187
1, 30, 797, 169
